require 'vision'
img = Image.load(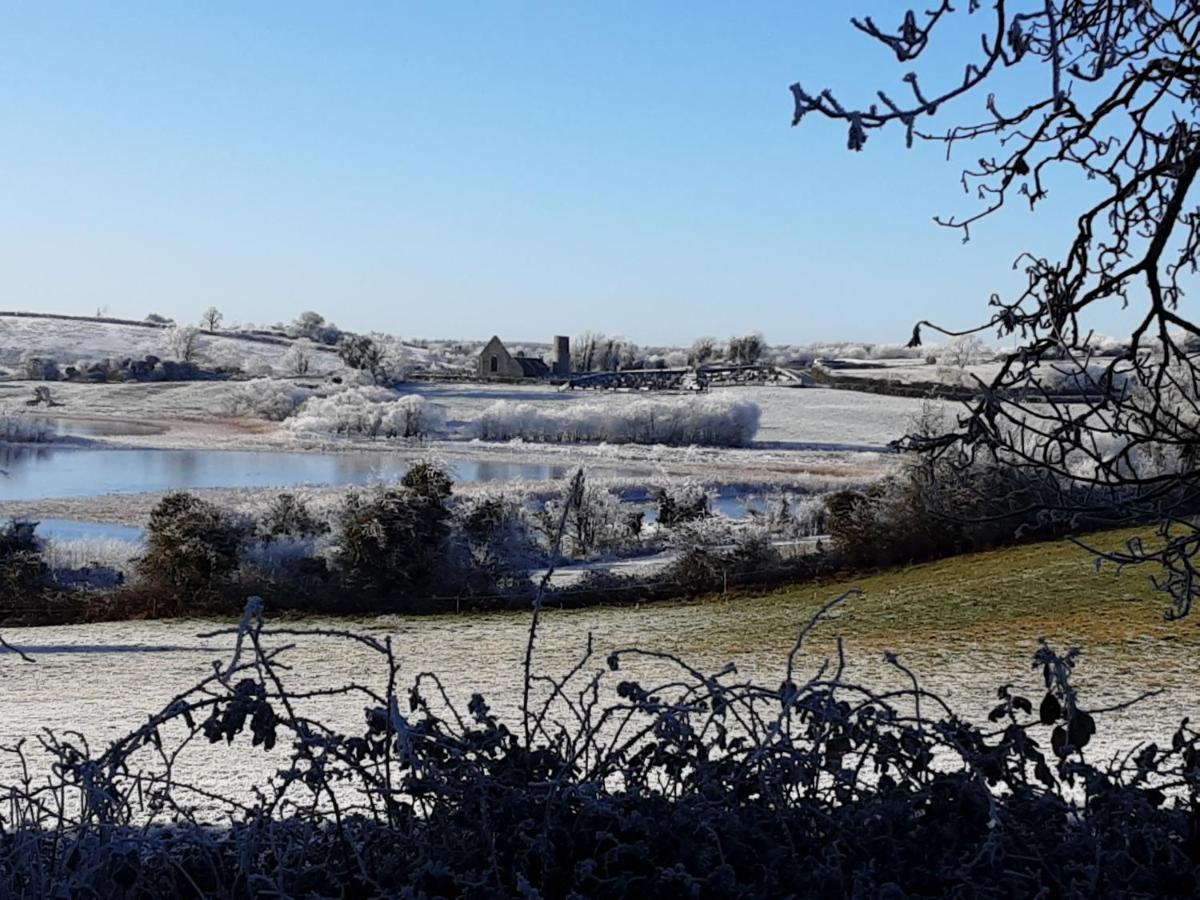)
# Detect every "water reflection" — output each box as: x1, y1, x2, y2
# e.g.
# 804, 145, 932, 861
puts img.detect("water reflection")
0, 447, 647, 502
30, 417, 166, 437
